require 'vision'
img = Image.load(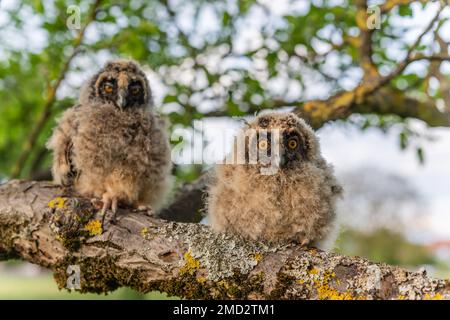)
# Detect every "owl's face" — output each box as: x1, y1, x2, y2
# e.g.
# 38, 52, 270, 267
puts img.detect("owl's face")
84, 60, 151, 110
241, 113, 317, 173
